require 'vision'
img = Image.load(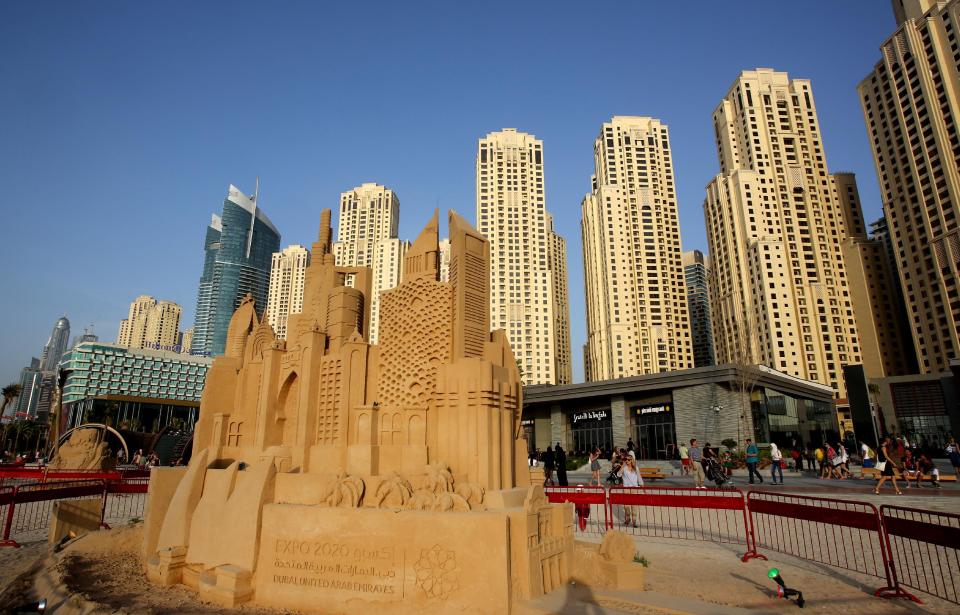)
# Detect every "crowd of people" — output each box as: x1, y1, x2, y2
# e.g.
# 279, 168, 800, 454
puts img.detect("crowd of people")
526, 433, 960, 494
